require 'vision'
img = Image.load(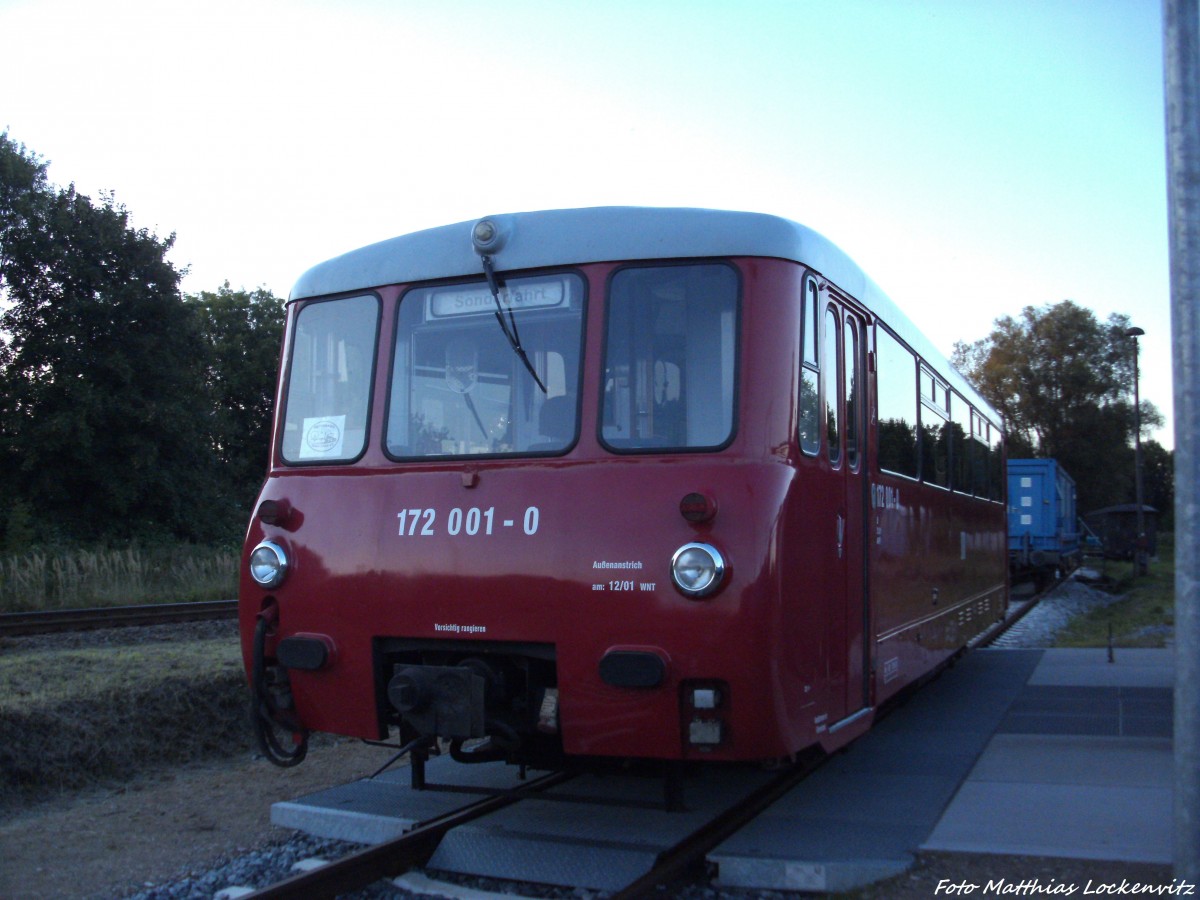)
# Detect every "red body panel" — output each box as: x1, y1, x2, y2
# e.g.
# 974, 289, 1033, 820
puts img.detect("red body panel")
240, 256, 1007, 764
